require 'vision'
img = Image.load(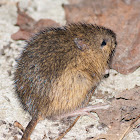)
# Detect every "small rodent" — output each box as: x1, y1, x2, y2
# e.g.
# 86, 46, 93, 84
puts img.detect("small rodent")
14, 23, 117, 140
